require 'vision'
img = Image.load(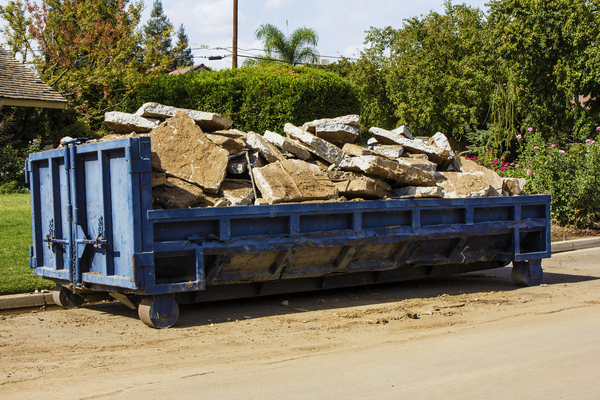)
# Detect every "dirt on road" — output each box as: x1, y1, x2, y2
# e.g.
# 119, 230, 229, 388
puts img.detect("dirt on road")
1, 248, 600, 399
